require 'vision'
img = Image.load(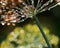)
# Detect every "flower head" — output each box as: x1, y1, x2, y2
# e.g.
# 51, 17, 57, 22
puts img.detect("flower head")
0, 0, 59, 25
